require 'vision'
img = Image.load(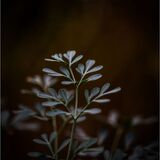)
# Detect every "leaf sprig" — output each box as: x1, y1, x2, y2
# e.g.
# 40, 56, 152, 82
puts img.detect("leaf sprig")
85, 83, 121, 104
17, 50, 121, 160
